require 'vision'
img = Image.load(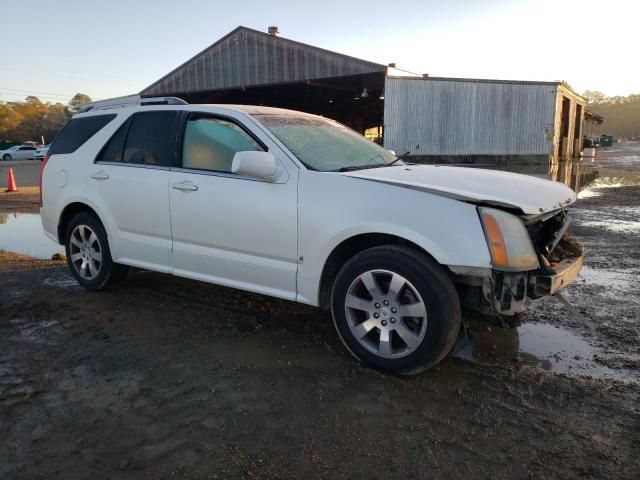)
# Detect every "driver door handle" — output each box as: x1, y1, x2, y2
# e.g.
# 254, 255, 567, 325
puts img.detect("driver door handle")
91, 171, 109, 180
172, 181, 198, 192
